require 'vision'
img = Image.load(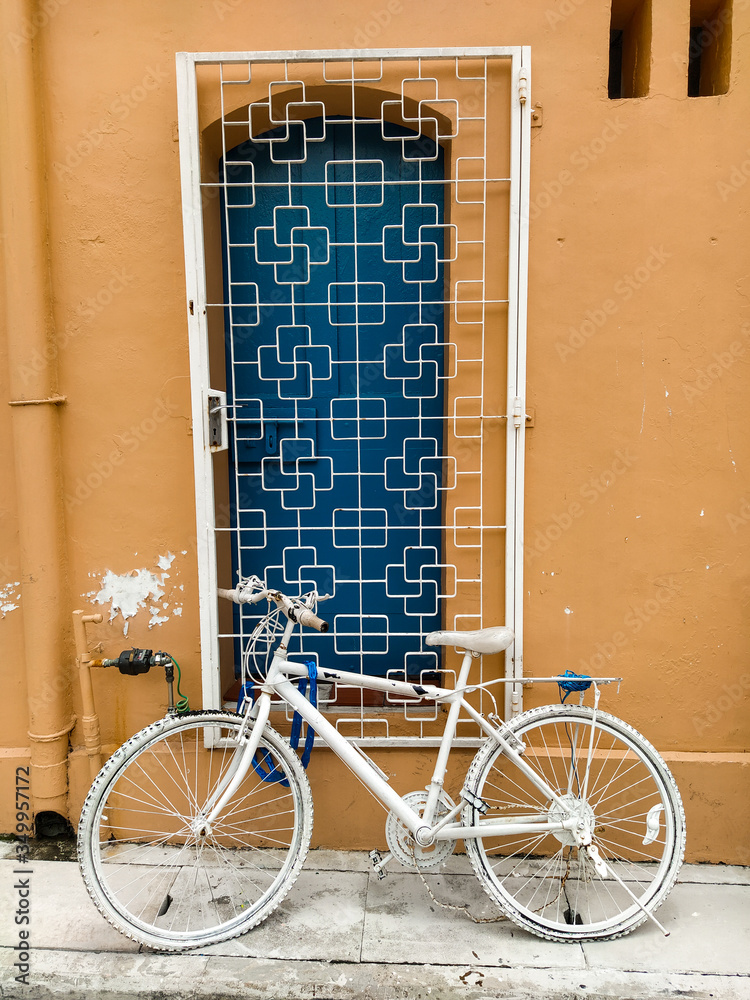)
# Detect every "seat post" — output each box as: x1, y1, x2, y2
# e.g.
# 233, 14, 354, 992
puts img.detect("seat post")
422, 649, 475, 828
